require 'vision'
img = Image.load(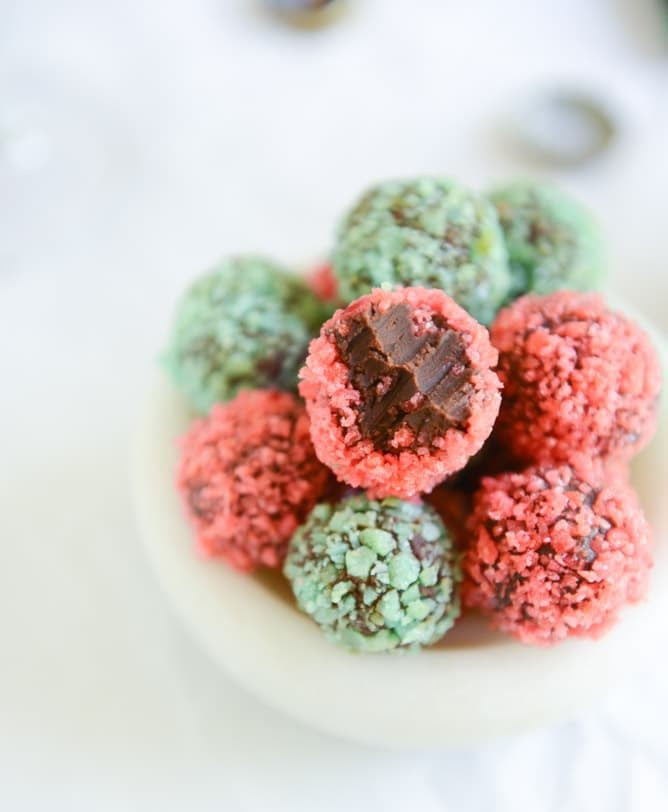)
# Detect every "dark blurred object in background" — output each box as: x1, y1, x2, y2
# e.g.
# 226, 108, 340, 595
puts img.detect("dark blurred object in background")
262, 0, 349, 29
507, 89, 618, 168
